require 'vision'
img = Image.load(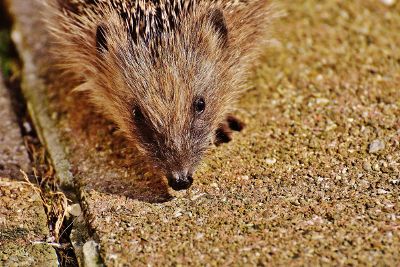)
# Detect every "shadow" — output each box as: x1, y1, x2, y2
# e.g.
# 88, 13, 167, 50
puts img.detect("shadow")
36, 48, 172, 203
12, 0, 170, 204
4, 0, 173, 203
5, 0, 173, 203
49, 78, 173, 203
